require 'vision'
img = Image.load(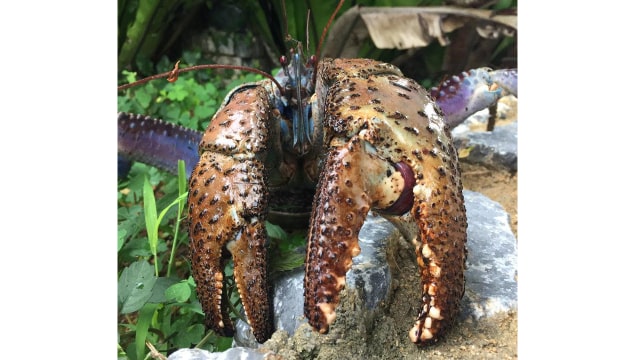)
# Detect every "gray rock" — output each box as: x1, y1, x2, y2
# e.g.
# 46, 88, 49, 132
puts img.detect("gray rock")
453, 122, 518, 171
460, 190, 518, 319
168, 347, 273, 360
451, 95, 518, 172
345, 215, 394, 310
